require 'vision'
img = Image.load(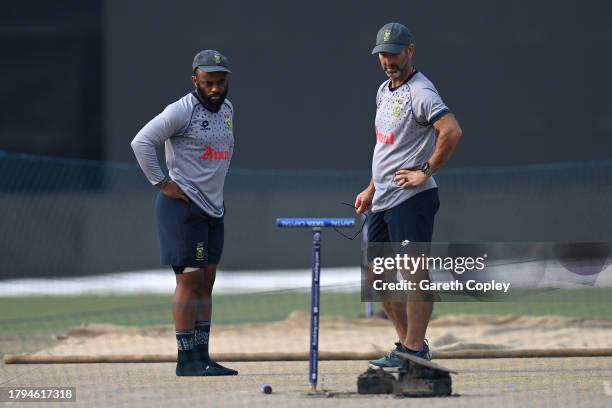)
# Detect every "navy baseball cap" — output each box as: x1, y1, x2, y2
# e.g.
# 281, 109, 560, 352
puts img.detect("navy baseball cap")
192, 49, 231, 73
371, 22, 414, 54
